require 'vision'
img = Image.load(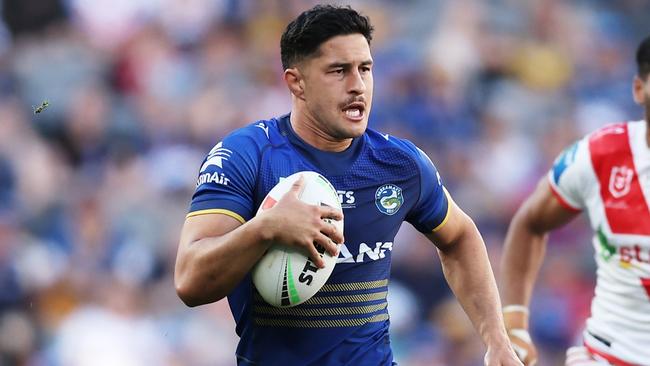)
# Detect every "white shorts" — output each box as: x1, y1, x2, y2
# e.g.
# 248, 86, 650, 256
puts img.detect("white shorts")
565, 346, 636, 366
